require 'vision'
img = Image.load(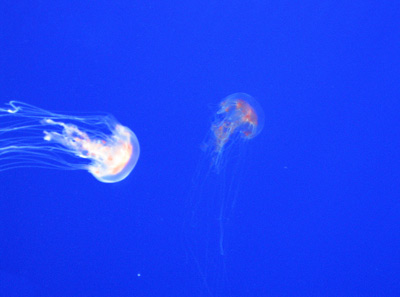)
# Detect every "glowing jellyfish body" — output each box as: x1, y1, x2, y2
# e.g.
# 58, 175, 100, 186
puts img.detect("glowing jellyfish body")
208, 92, 264, 171
0, 101, 139, 183
185, 93, 265, 295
